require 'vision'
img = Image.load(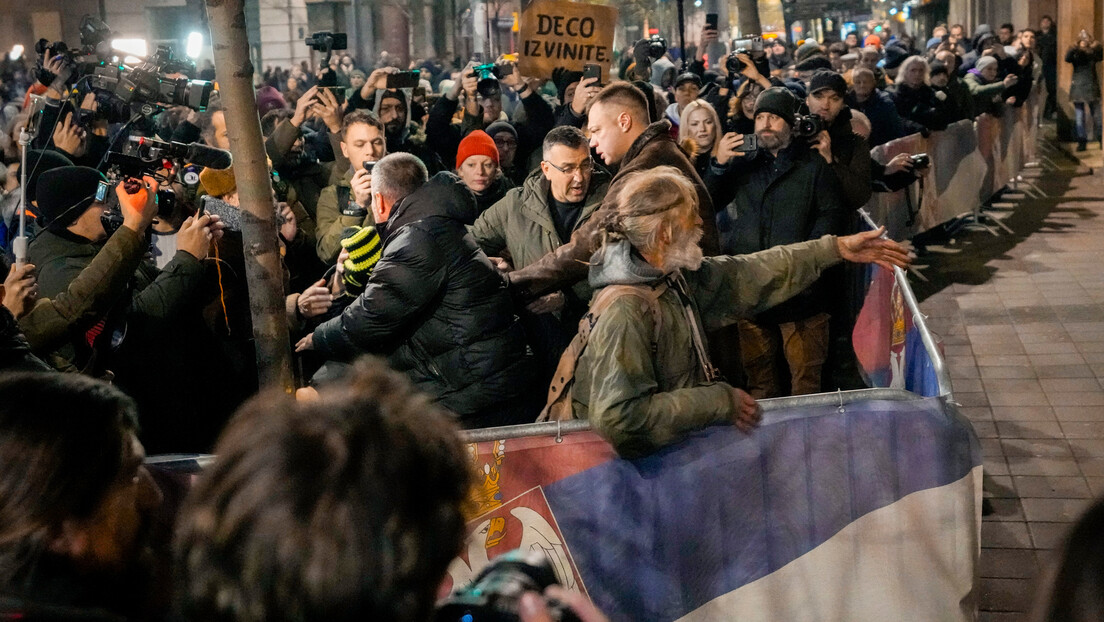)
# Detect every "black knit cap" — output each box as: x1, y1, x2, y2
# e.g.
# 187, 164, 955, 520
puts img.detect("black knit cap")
35, 166, 107, 231
754, 87, 800, 126
808, 70, 847, 97
24, 149, 74, 205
